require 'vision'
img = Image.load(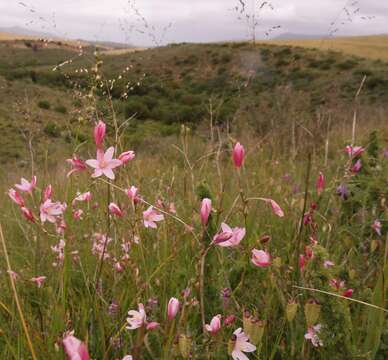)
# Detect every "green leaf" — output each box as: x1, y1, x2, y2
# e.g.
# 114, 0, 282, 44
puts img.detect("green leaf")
363, 264, 388, 358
